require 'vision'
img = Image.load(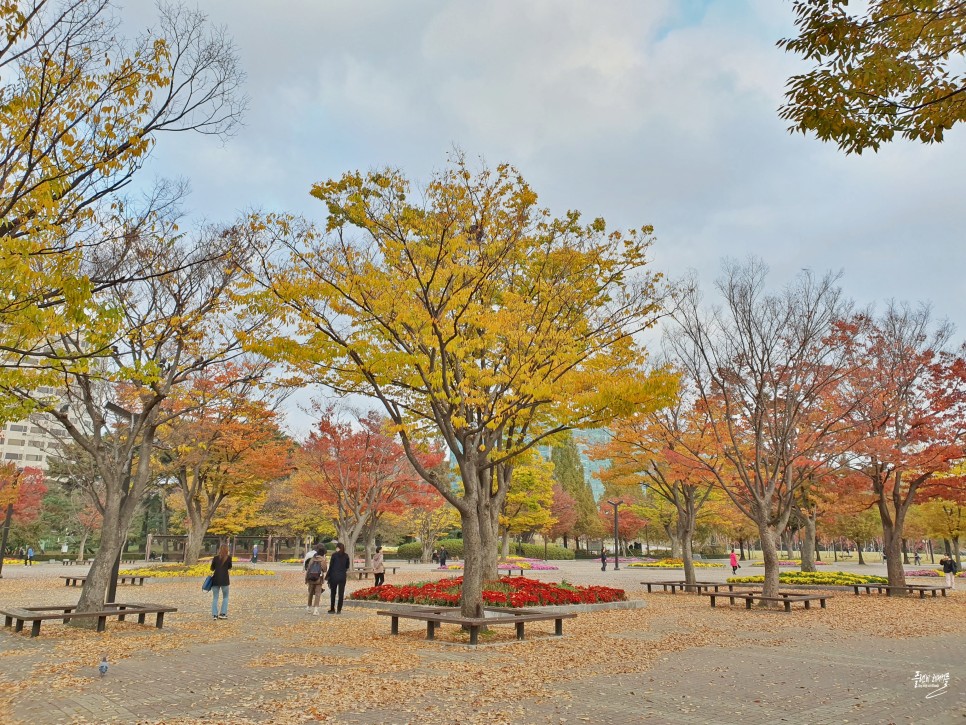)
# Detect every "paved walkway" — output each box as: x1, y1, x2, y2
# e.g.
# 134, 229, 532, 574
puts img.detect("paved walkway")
0, 559, 962, 724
